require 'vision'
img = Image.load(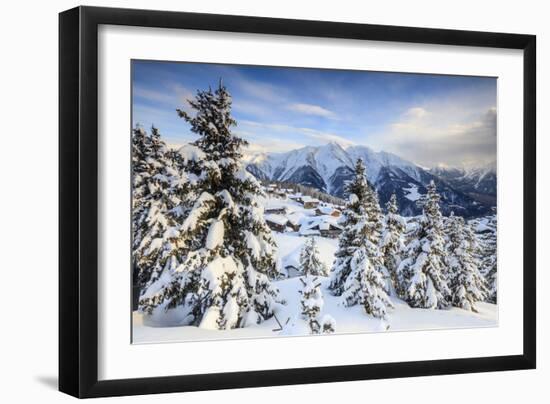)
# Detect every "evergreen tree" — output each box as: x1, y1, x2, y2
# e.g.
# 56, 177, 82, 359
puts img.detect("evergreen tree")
446, 214, 488, 312
297, 275, 336, 335
321, 315, 336, 334
299, 237, 328, 277
341, 246, 394, 319
380, 193, 406, 295
479, 213, 497, 303
329, 159, 392, 318
299, 276, 324, 334
132, 125, 151, 293
132, 125, 152, 260
397, 180, 450, 309
132, 126, 191, 290
139, 82, 281, 330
